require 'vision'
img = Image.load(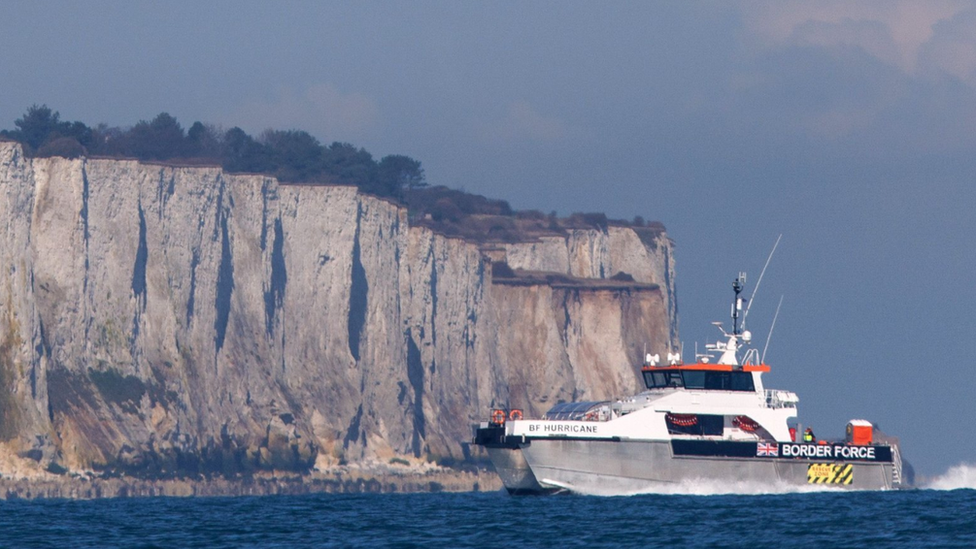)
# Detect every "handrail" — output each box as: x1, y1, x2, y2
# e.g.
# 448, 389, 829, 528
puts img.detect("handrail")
764, 389, 798, 409
741, 348, 761, 366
